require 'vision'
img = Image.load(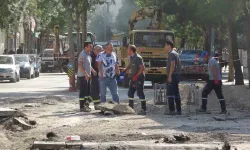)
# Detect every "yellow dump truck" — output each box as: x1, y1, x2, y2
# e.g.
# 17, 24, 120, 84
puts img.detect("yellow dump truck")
114, 7, 175, 85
